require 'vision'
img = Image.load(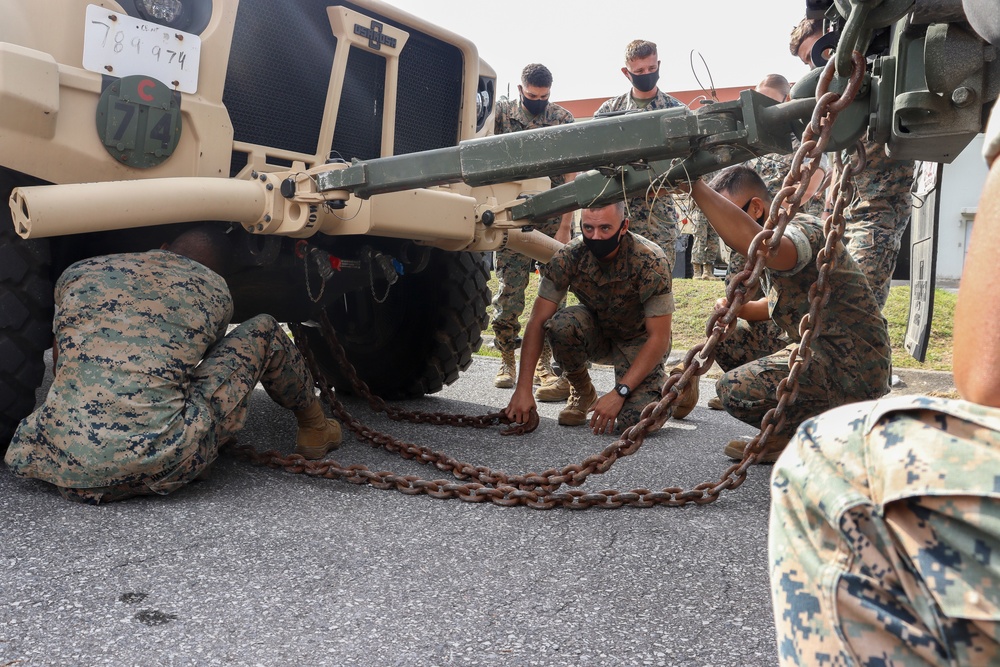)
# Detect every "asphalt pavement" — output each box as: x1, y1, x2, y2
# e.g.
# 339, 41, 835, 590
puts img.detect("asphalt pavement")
0, 351, 951, 666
